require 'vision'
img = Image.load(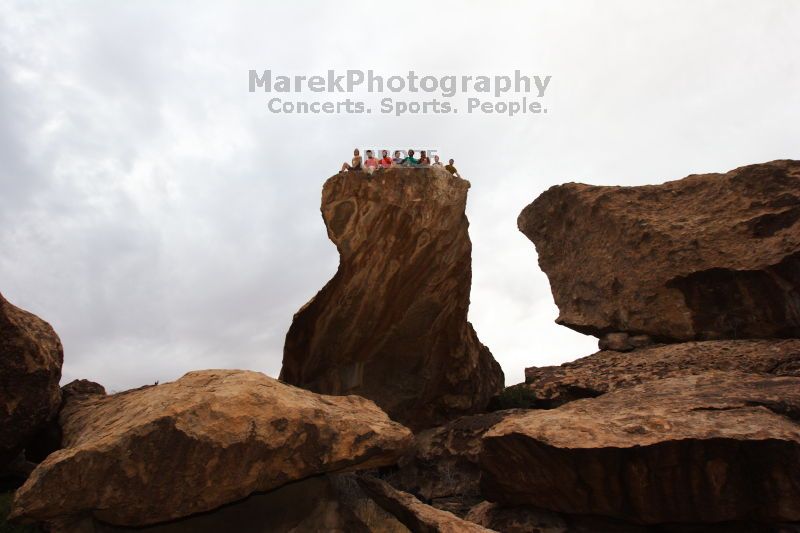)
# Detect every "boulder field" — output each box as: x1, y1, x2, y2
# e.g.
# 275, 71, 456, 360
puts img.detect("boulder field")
3, 160, 799, 532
